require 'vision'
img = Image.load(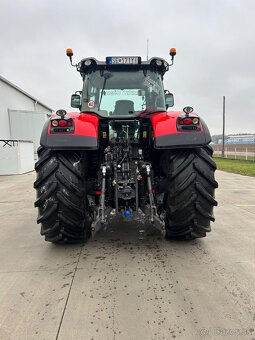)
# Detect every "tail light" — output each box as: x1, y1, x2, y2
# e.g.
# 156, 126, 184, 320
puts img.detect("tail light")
58, 120, 72, 127
50, 117, 74, 133
58, 120, 67, 127
182, 118, 193, 125
177, 116, 201, 131
179, 117, 200, 125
